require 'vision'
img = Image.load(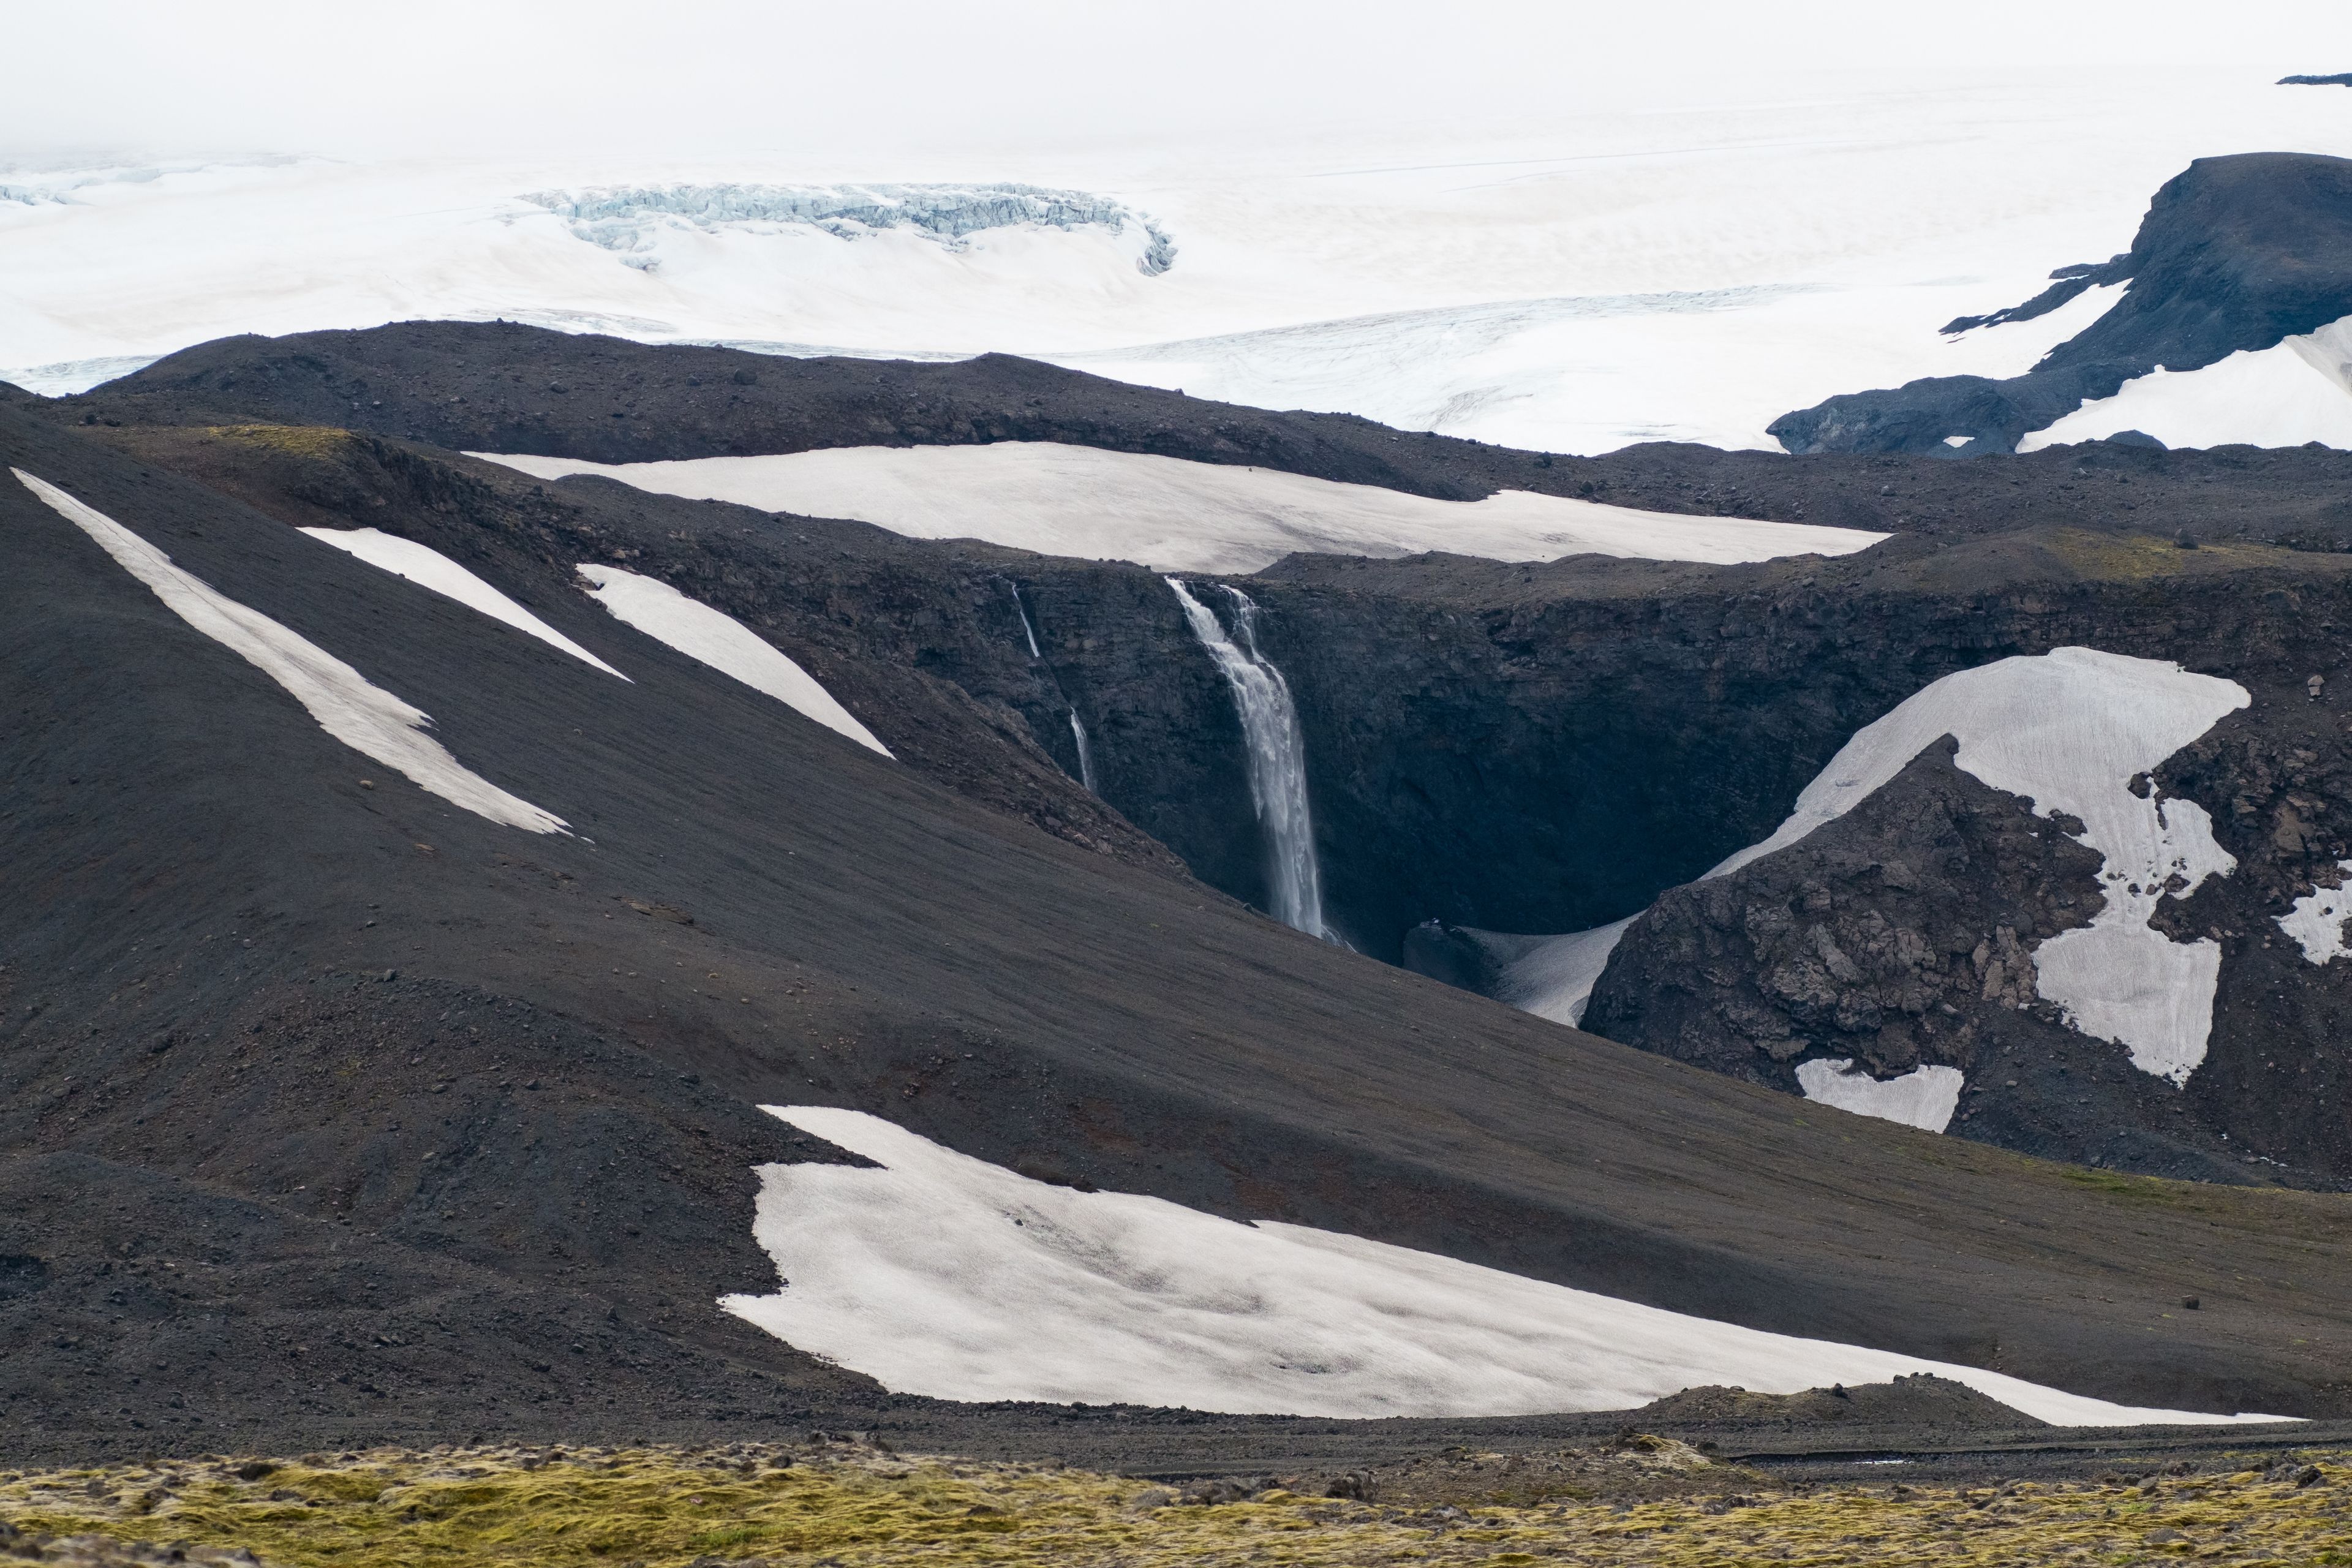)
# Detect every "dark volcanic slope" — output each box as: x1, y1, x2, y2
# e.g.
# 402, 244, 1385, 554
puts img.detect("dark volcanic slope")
55, 319, 2352, 546
1774, 153, 2352, 455
47, 374, 2352, 1184
6, 404, 2352, 1466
